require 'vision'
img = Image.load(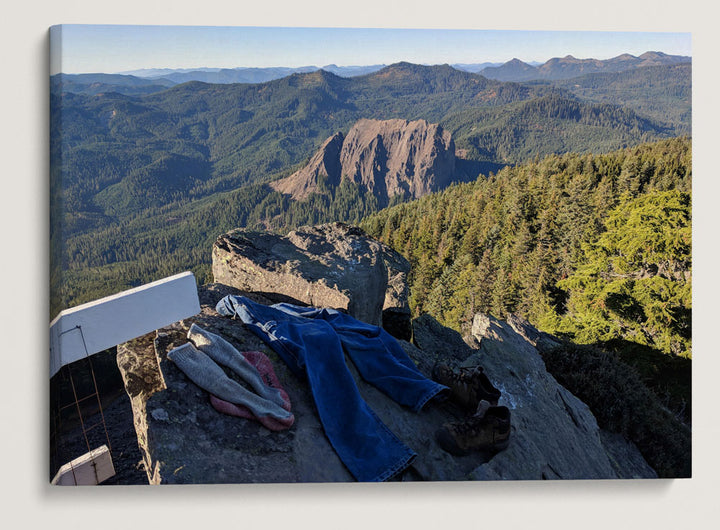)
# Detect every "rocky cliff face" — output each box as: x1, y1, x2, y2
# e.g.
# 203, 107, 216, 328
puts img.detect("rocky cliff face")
270, 118, 457, 206
116, 223, 657, 484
